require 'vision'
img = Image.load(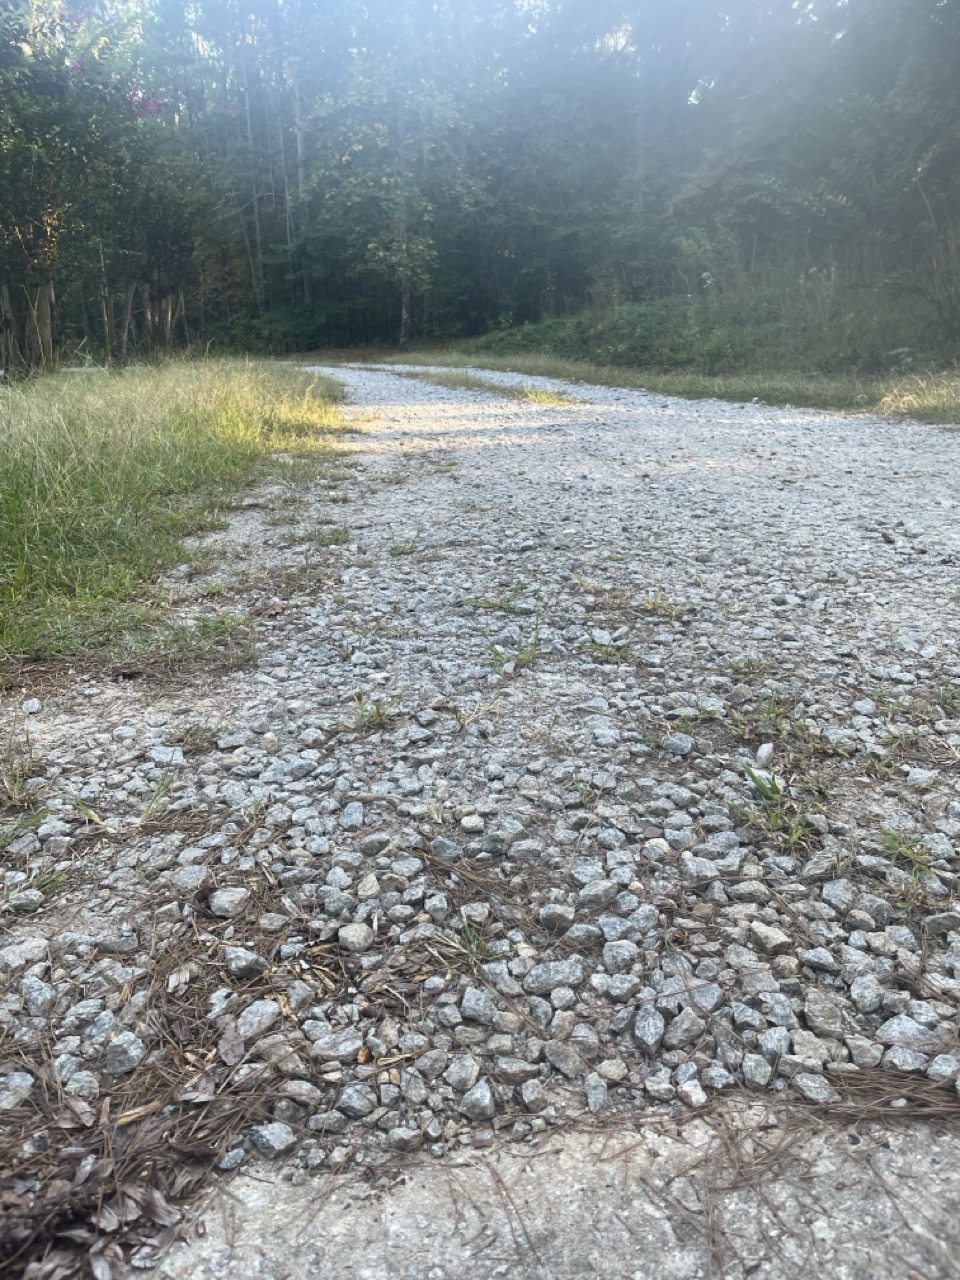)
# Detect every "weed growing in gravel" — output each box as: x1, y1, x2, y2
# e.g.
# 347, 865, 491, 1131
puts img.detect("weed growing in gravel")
727, 656, 772, 679
459, 582, 529, 613
639, 590, 690, 619
388, 534, 420, 556
1, 721, 44, 810
588, 640, 633, 662
0, 359, 346, 666
934, 684, 960, 715
737, 766, 812, 849
0, 811, 43, 853
311, 525, 350, 547
879, 831, 932, 878
487, 630, 541, 676
350, 691, 399, 731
